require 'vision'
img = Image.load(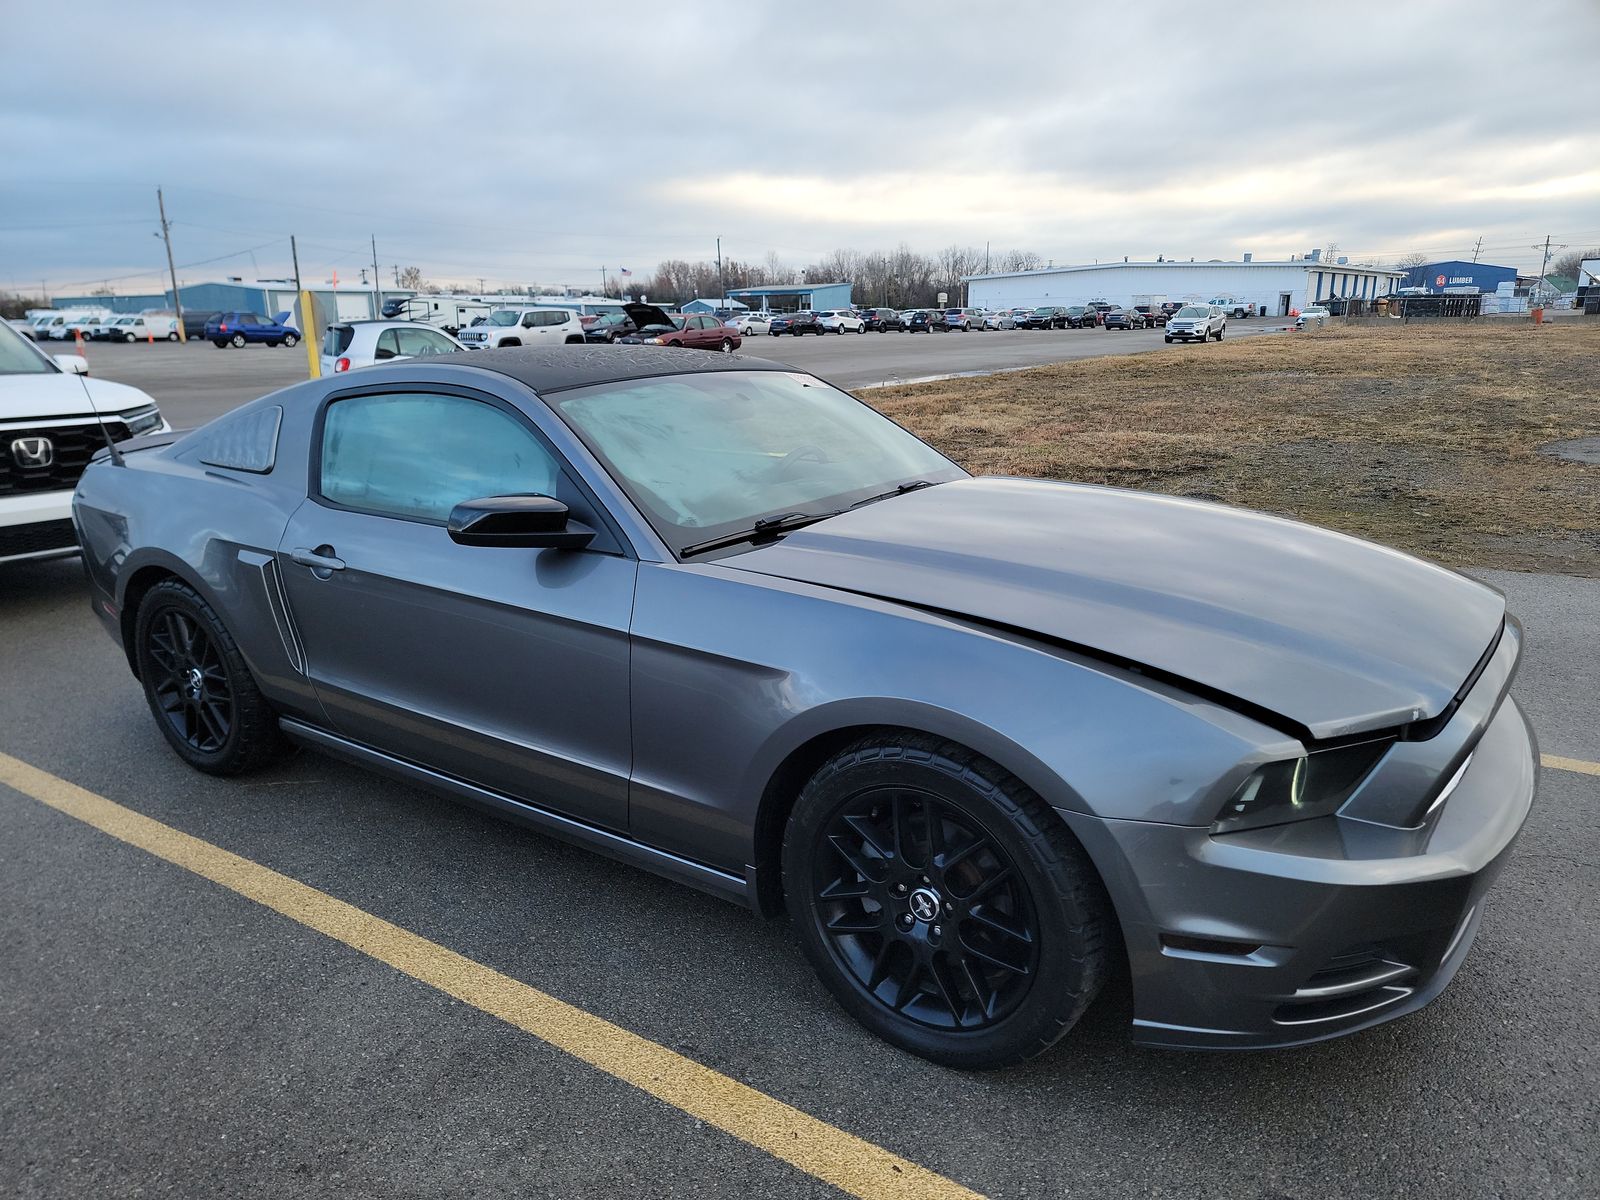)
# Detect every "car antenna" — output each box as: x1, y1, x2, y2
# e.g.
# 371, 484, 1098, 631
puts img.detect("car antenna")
74, 365, 124, 467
